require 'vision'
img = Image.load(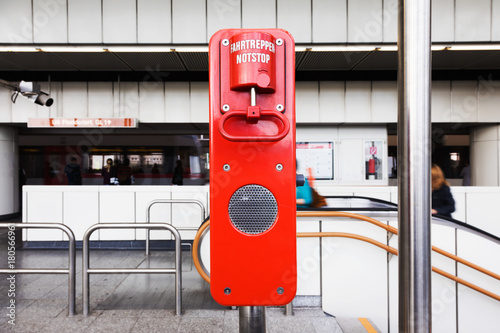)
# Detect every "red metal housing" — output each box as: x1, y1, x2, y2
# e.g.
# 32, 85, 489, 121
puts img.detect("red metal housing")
209, 29, 297, 306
